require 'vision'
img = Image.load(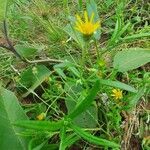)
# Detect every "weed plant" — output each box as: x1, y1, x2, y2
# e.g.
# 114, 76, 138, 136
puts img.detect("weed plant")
0, 0, 149, 150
